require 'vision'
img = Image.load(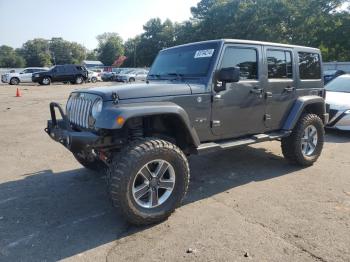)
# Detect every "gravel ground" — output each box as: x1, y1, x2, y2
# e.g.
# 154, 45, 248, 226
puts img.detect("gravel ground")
0, 82, 349, 262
